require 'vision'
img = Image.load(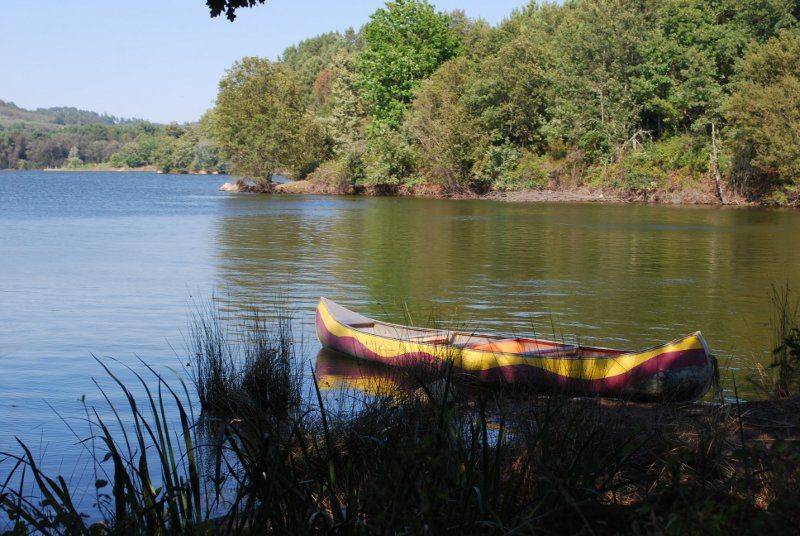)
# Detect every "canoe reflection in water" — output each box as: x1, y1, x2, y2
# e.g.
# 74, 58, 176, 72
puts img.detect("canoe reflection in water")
315, 347, 421, 397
